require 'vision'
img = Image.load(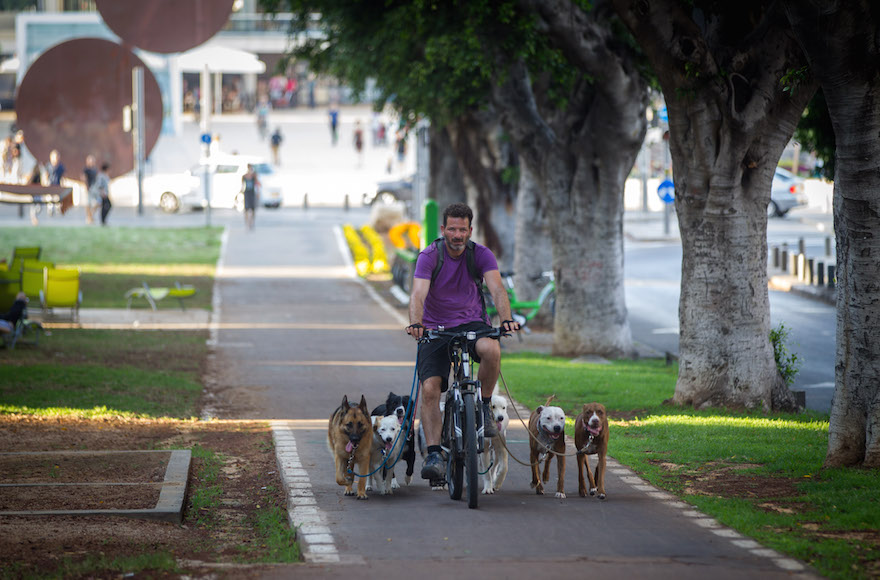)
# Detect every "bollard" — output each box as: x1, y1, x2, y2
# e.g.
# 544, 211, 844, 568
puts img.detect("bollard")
827, 265, 836, 289
807, 258, 815, 285
781, 249, 788, 272
817, 261, 825, 286
826, 236, 832, 257
789, 252, 797, 277
797, 254, 806, 281
303, 193, 309, 210
344, 194, 350, 211
773, 246, 780, 268
798, 237, 806, 255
